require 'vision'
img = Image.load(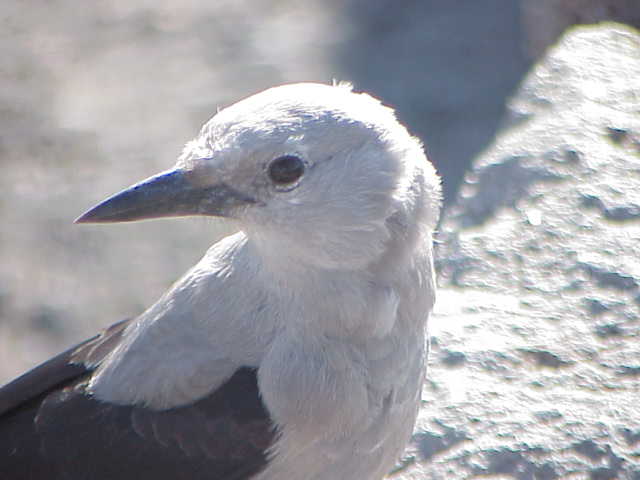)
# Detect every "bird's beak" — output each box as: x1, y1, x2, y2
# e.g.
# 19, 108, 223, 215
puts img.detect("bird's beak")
75, 168, 255, 224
